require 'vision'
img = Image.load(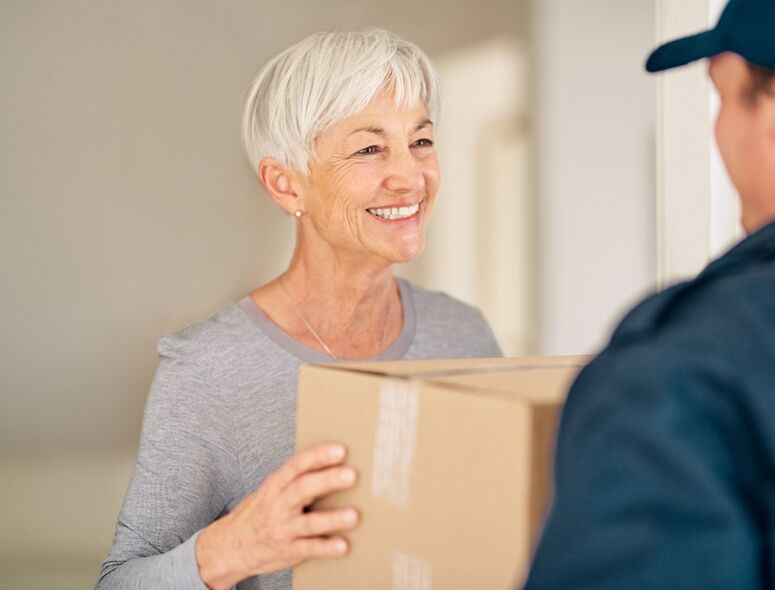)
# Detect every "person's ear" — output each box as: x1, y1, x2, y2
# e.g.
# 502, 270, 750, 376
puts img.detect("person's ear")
258, 158, 305, 216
